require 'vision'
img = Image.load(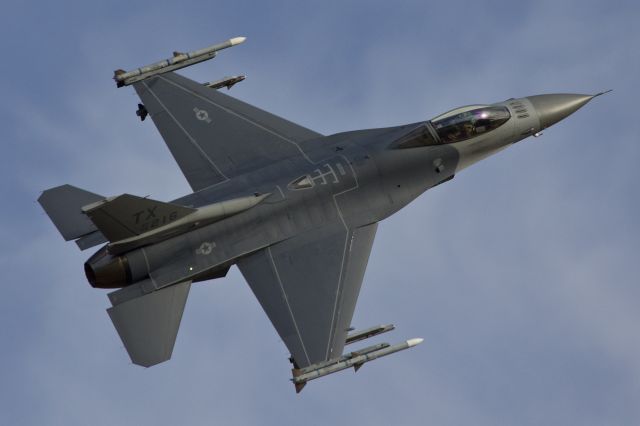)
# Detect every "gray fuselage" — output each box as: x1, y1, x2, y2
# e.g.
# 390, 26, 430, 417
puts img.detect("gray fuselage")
86, 93, 594, 291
